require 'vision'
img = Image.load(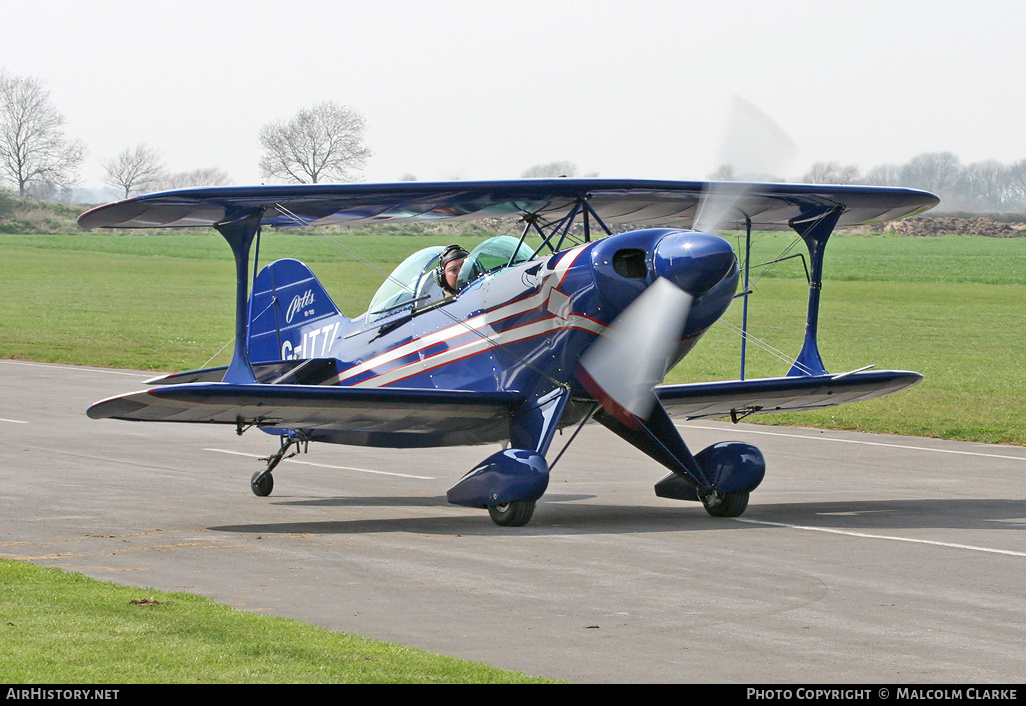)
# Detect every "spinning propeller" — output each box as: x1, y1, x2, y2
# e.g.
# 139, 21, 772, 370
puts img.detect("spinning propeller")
577, 277, 693, 426
577, 96, 797, 424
